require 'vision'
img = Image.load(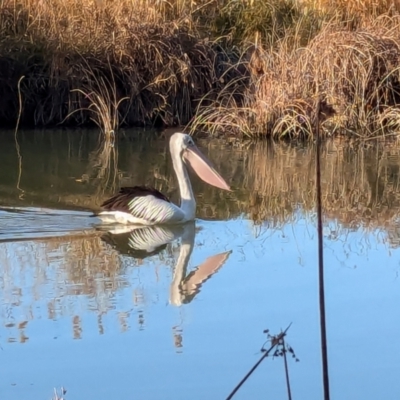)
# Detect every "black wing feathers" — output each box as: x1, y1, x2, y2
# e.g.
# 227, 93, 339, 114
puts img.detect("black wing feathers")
101, 186, 170, 213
